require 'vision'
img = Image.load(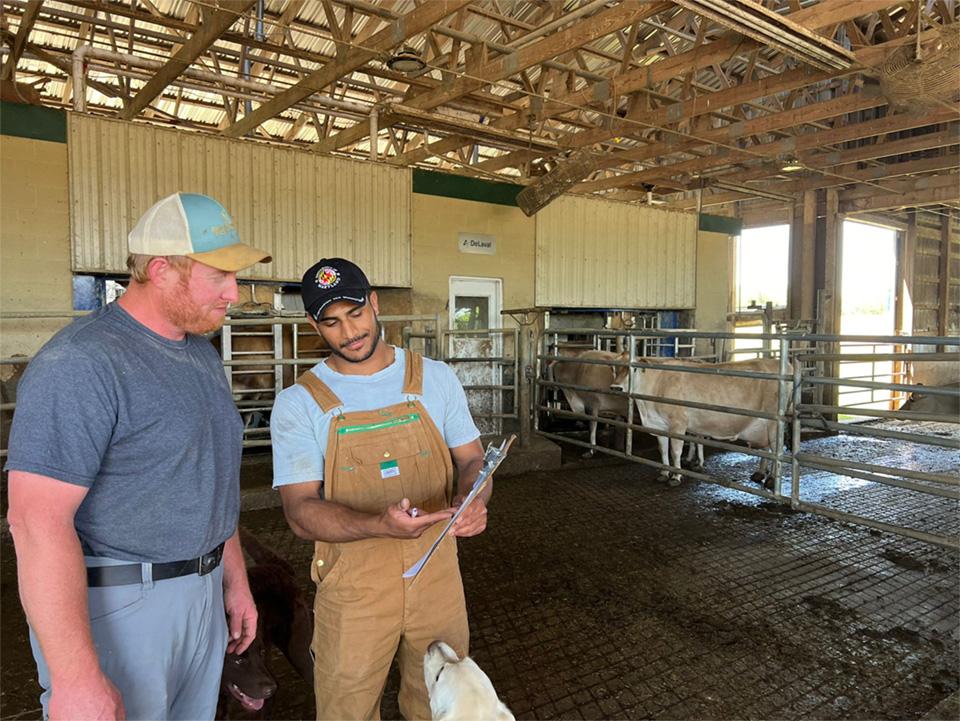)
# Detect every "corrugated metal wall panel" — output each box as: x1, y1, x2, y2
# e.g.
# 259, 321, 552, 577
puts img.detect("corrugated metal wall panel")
68, 114, 411, 285
535, 195, 696, 308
